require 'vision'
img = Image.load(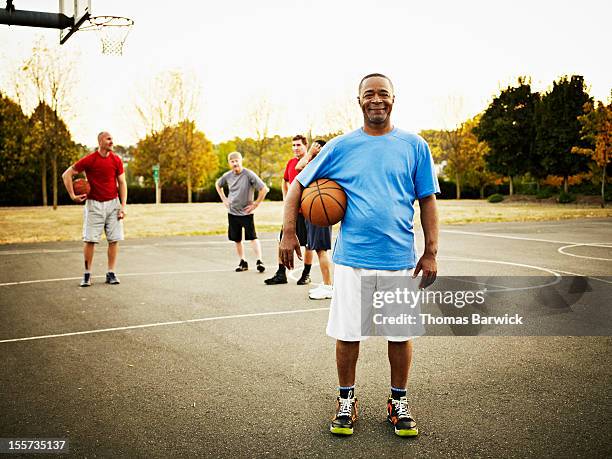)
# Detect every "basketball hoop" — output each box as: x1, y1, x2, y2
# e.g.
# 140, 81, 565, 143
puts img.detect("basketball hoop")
84, 16, 134, 56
